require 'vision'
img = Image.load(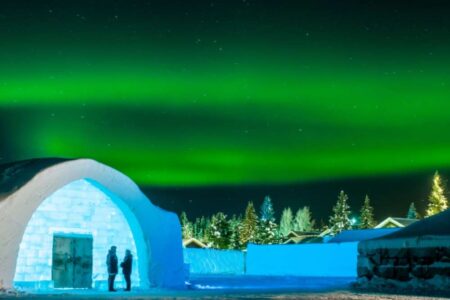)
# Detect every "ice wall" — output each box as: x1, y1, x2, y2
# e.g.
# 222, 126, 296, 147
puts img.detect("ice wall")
183, 248, 245, 275
246, 242, 358, 277
13, 179, 140, 289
